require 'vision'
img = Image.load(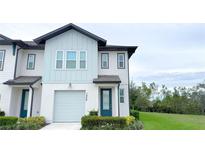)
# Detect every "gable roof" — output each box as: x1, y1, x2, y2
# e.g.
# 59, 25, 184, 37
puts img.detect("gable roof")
34, 23, 107, 46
